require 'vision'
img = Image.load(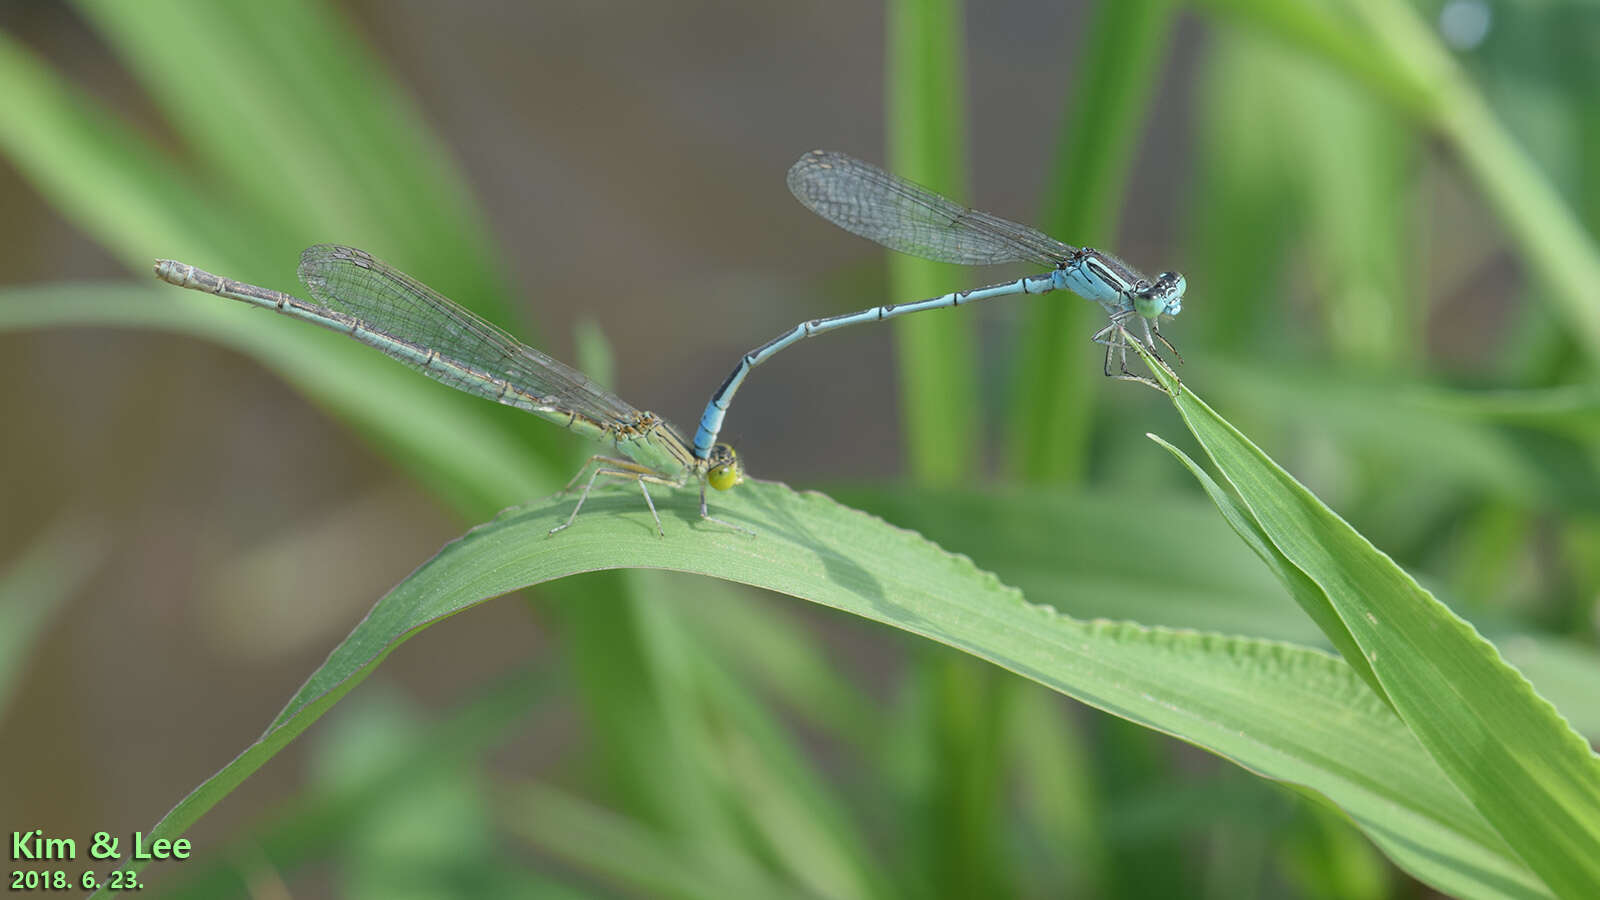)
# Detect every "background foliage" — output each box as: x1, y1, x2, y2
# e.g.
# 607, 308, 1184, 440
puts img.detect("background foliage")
1, 0, 1597, 897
